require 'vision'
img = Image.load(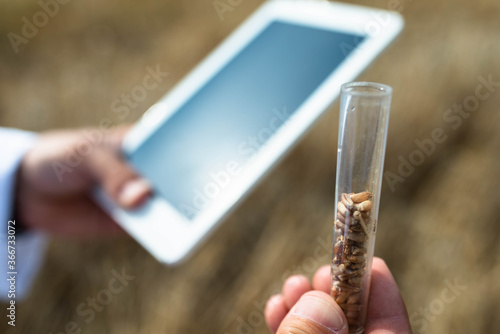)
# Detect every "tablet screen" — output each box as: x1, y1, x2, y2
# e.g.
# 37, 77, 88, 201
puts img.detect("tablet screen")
129, 21, 364, 219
